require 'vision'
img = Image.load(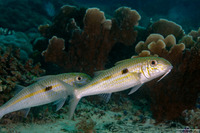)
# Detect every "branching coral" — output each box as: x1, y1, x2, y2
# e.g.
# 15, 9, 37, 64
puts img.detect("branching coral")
134, 33, 200, 123
38, 5, 140, 75
0, 47, 45, 105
